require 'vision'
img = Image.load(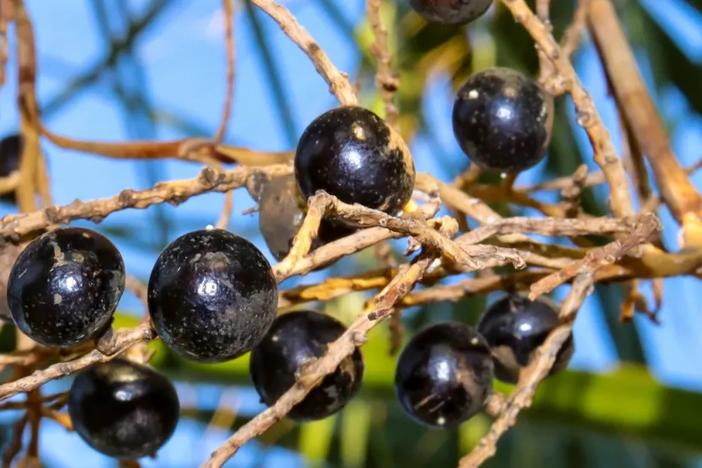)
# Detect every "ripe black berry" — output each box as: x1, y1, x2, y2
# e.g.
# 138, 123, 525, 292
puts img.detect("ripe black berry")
395, 322, 493, 428
7, 227, 125, 347
0, 134, 21, 203
477, 295, 574, 383
295, 106, 415, 215
250, 311, 364, 420
68, 359, 179, 459
148, 229, 277, 362
452, 67, 554, 173
408, 0, 492, 24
